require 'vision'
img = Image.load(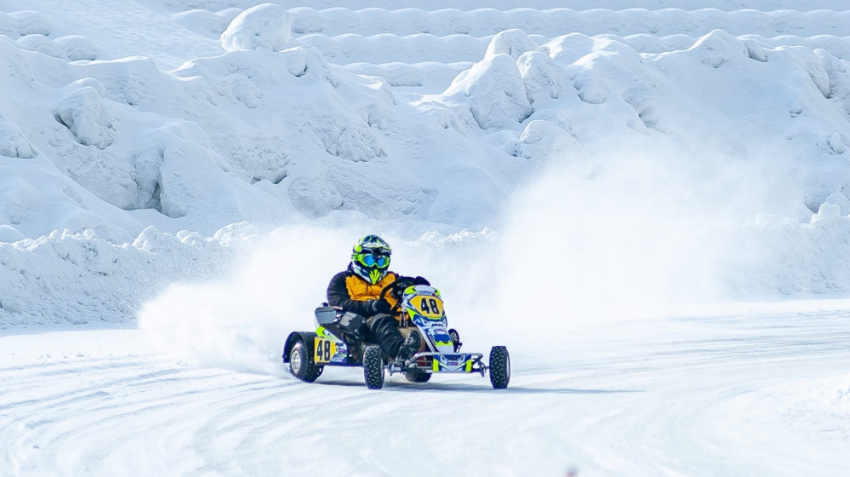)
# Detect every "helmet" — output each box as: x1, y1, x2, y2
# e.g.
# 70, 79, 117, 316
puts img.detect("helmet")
351, 235, 392, 284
